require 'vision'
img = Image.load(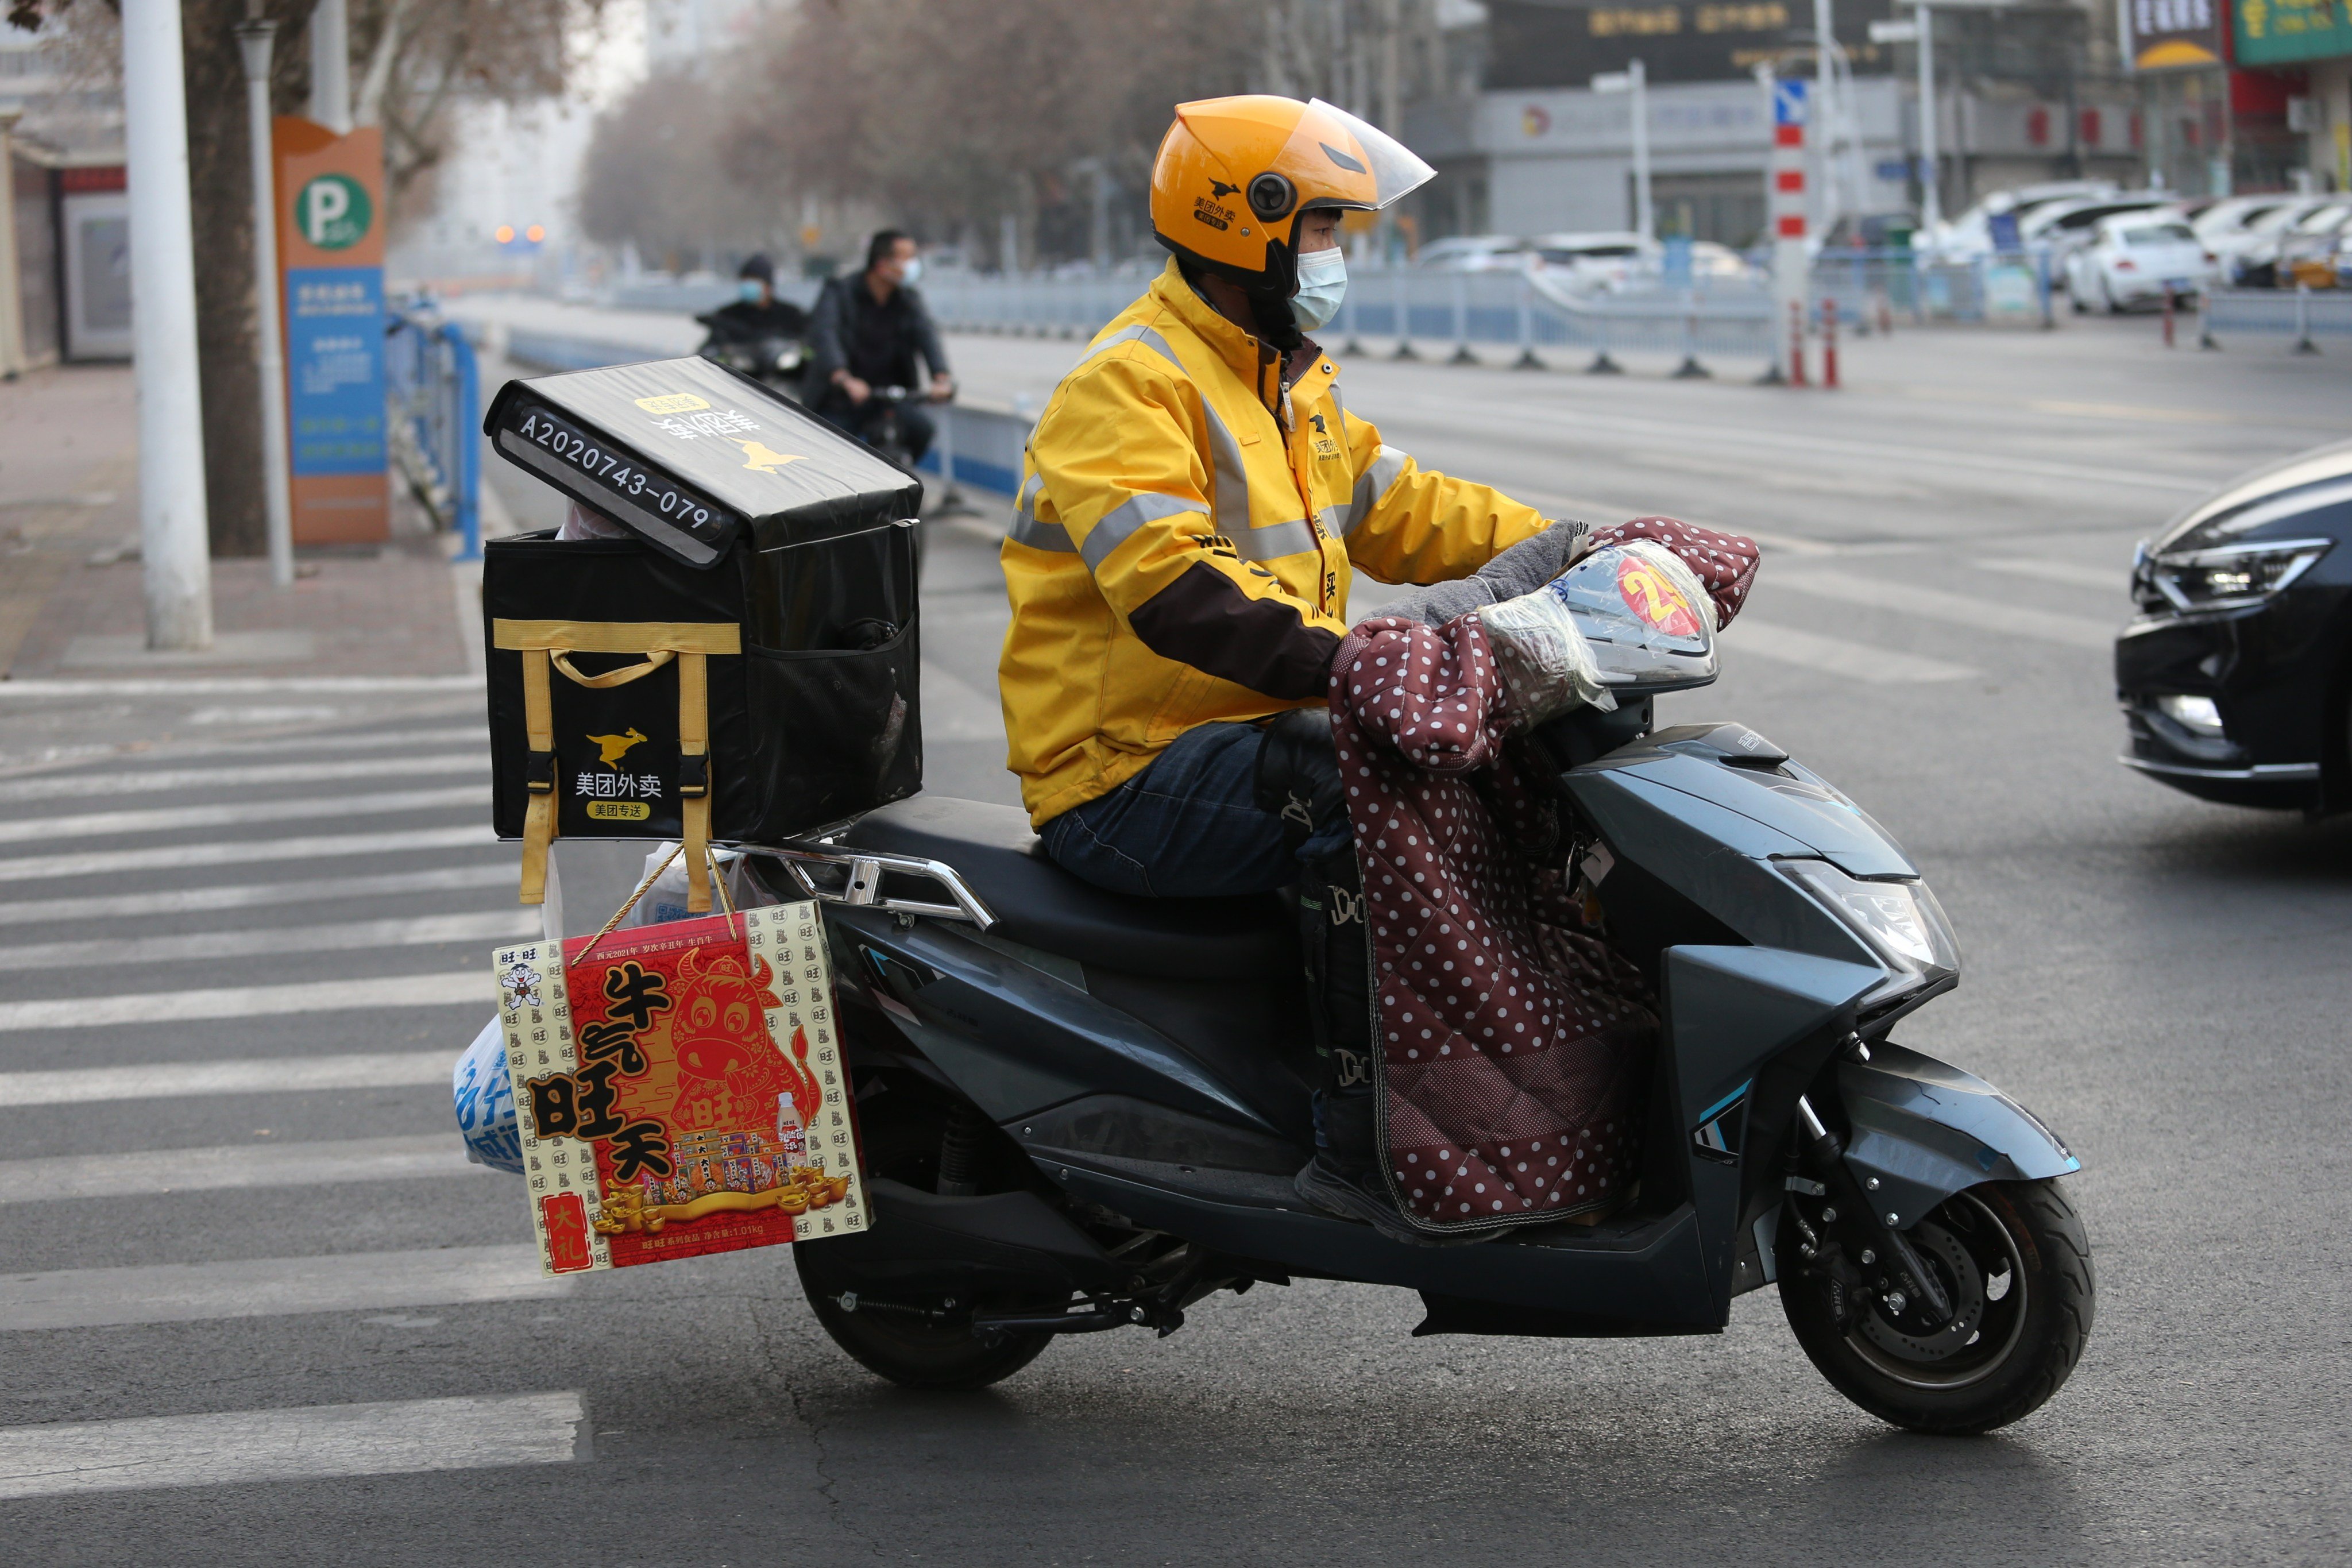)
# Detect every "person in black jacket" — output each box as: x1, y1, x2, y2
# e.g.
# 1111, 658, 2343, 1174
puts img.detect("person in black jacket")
808, 230, 953, 461
706, 253, 809, 339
